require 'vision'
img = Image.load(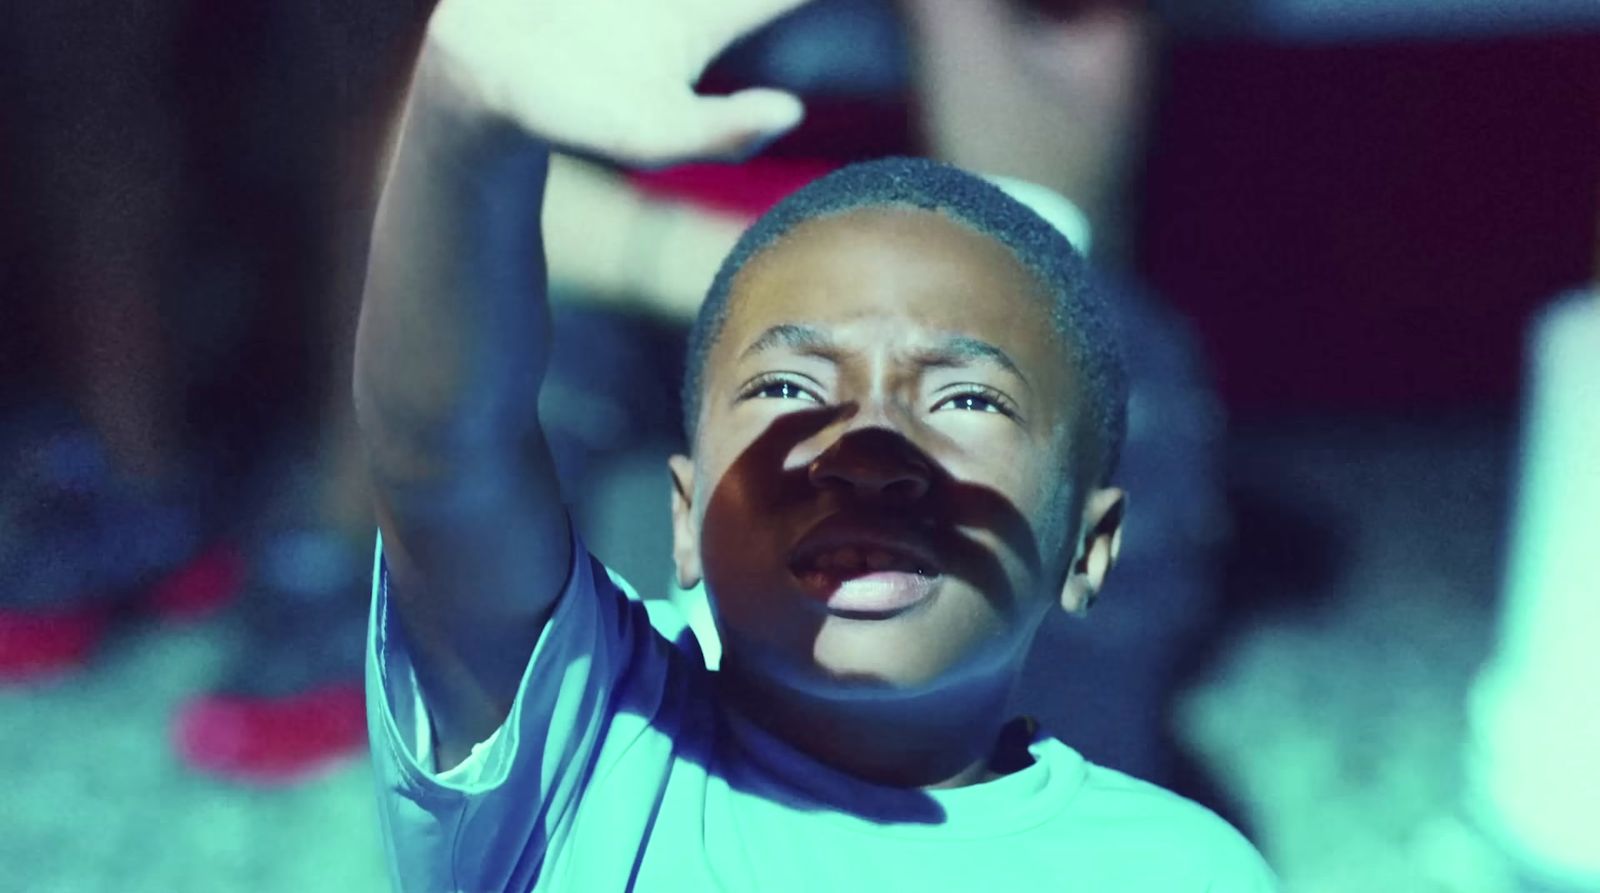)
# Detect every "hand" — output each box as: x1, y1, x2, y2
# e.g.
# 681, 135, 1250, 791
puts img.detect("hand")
425, 0, 809, 166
